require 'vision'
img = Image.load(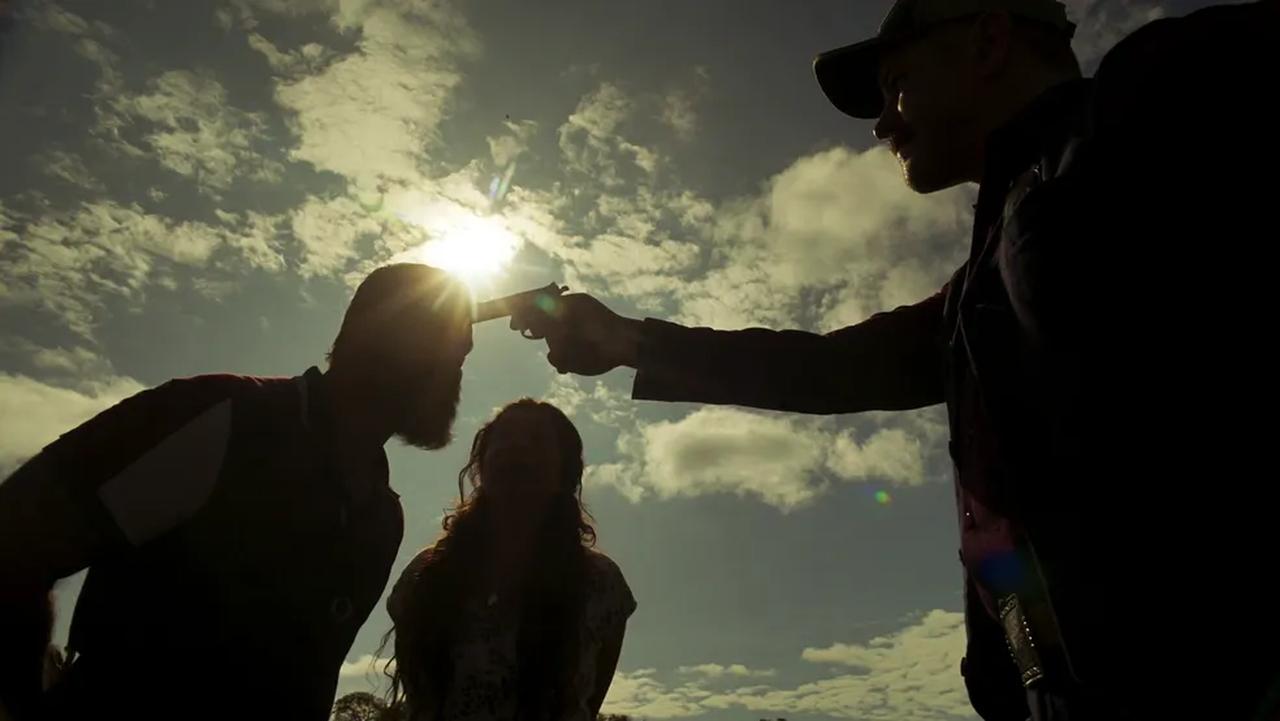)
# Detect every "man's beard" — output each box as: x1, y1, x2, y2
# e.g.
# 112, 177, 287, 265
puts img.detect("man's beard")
394, 375, 462, 451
